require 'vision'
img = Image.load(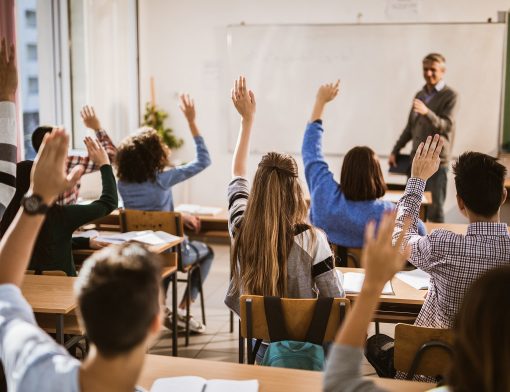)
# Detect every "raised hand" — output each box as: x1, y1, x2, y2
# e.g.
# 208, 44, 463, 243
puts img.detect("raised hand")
316, 80, 340, 104
179, 94, 196, 124
411, 134, 443, 181
362, 212, 411, 289
231, 76, 256, 121
413, 98, 429, 115
84, 136, 109, 167
0, 38, 17, 102
30, 129, 83, 205
81, 105, 102, 131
